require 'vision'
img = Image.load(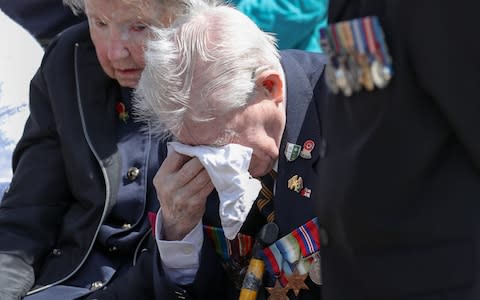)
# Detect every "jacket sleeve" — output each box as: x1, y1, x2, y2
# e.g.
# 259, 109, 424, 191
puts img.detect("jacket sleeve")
0, 42, 72, 296
0, 254, 35, 300
151, 237, 234, 299
407, 0, 480, 169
